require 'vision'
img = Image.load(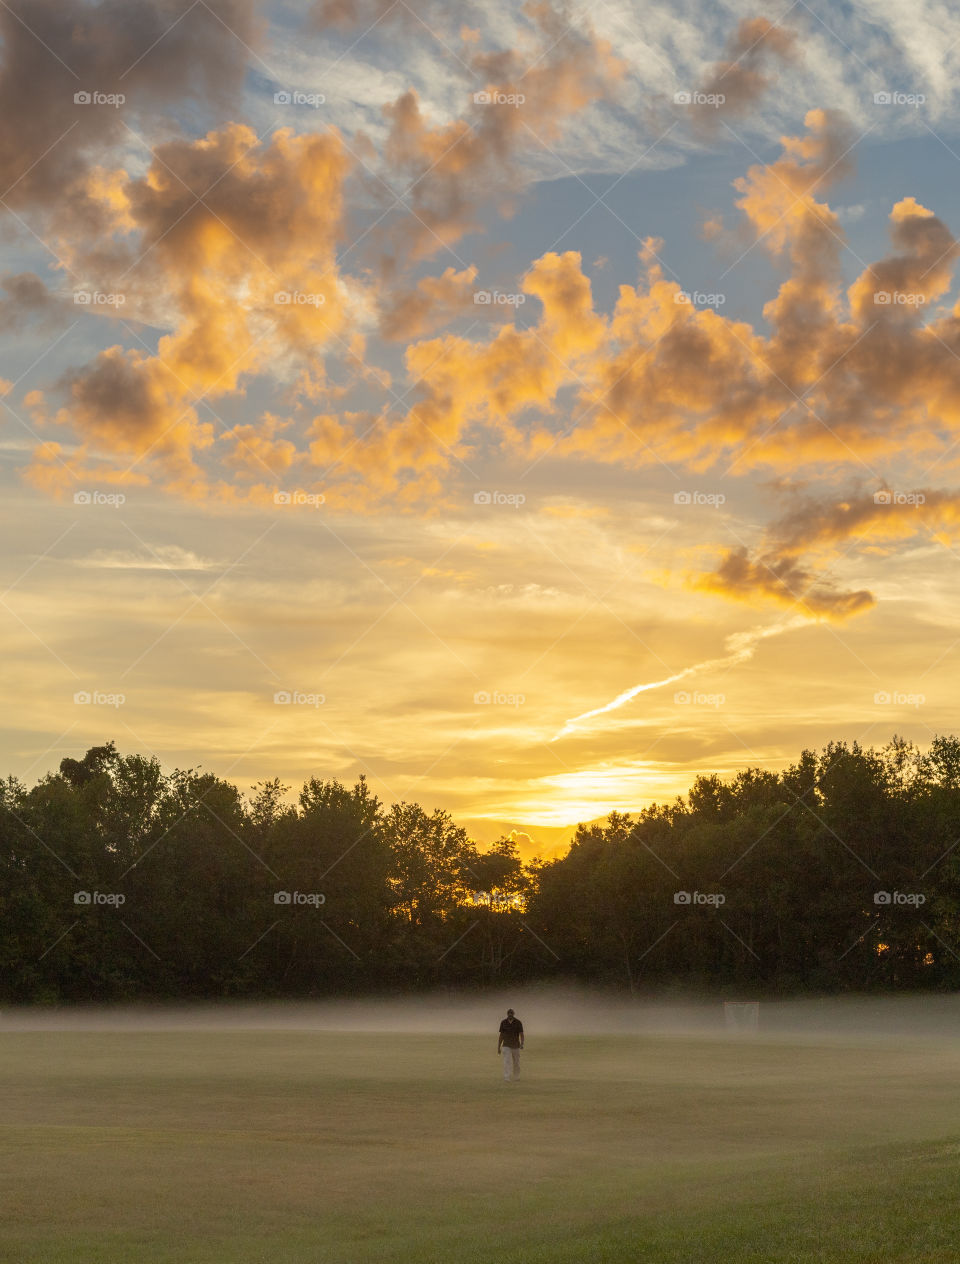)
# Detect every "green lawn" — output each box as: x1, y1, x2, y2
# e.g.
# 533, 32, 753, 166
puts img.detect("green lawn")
2, 1024, 960, 1262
